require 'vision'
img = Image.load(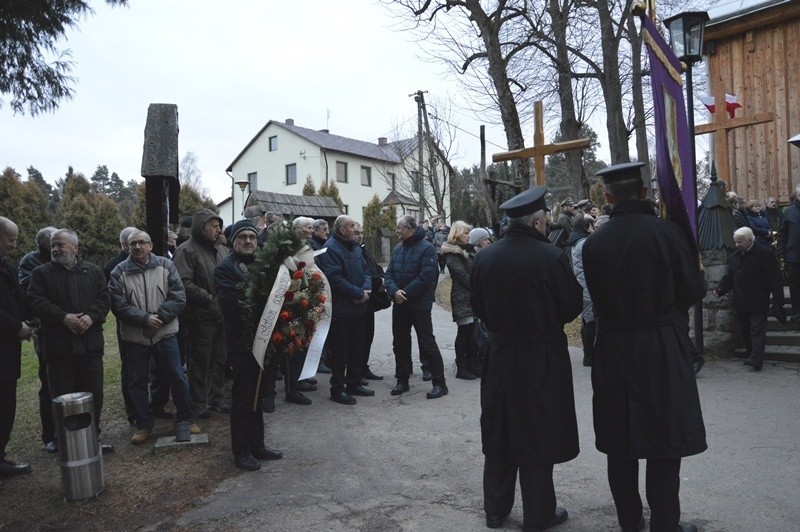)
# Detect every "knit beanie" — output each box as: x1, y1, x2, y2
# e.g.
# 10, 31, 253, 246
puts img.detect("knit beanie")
469, 227, 491, 246
230, 219, 258, 241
